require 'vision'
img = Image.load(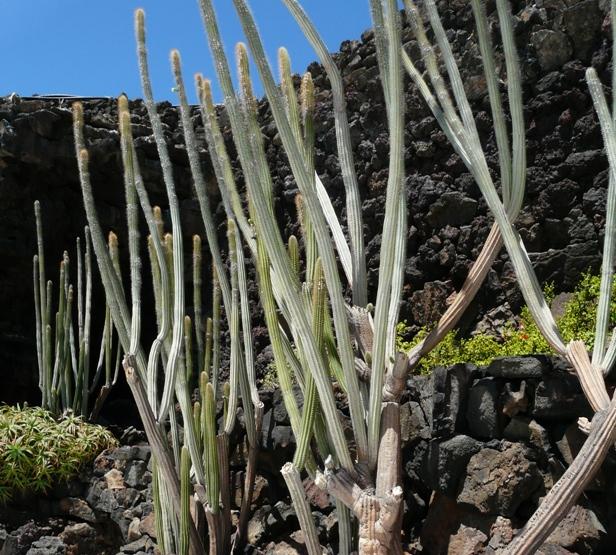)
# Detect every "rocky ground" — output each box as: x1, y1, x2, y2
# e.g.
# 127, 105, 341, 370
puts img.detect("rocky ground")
1, 355, 614, 554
